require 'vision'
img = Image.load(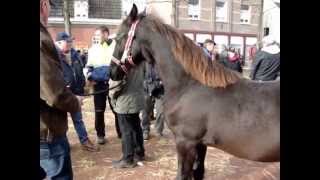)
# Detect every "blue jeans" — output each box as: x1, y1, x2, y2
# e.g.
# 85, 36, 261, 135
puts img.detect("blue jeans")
40, 135, 73, 180
70, 111, 89, 144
